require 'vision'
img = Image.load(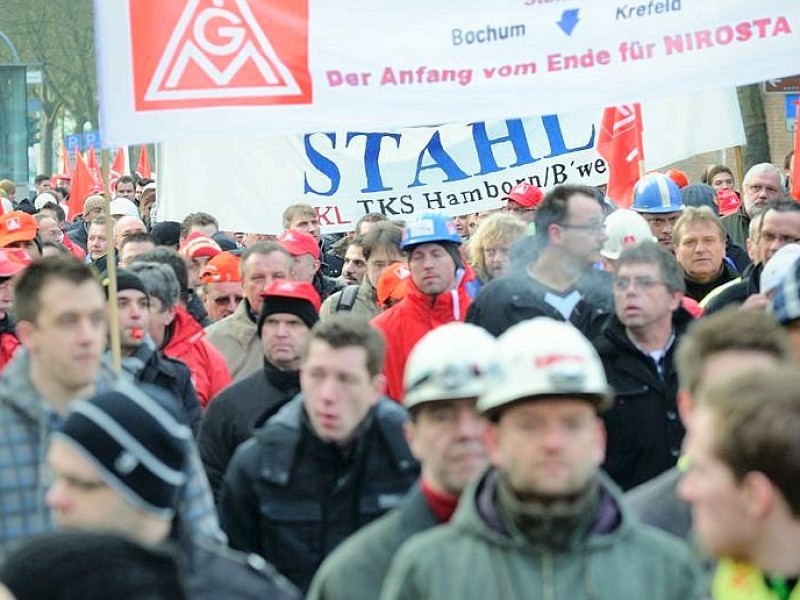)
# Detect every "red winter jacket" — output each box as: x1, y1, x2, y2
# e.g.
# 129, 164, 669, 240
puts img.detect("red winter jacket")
372, 275, 471, 402
164, 306, 231, 407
